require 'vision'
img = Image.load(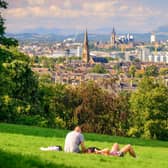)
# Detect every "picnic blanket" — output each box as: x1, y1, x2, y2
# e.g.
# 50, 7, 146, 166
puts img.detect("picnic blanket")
40, 146, 62, 151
